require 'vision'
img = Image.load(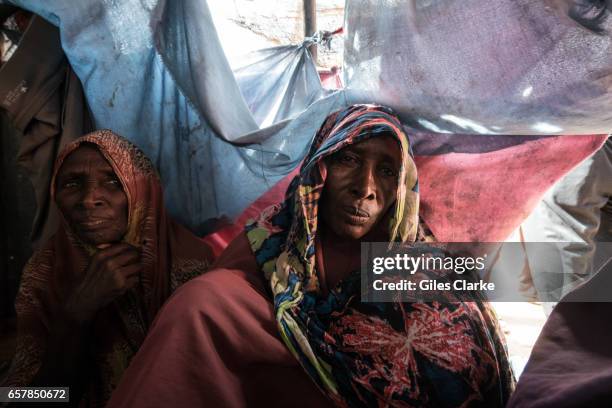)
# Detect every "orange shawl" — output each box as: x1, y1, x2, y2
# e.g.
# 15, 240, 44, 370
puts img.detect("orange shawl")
5, 130, 213, 406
